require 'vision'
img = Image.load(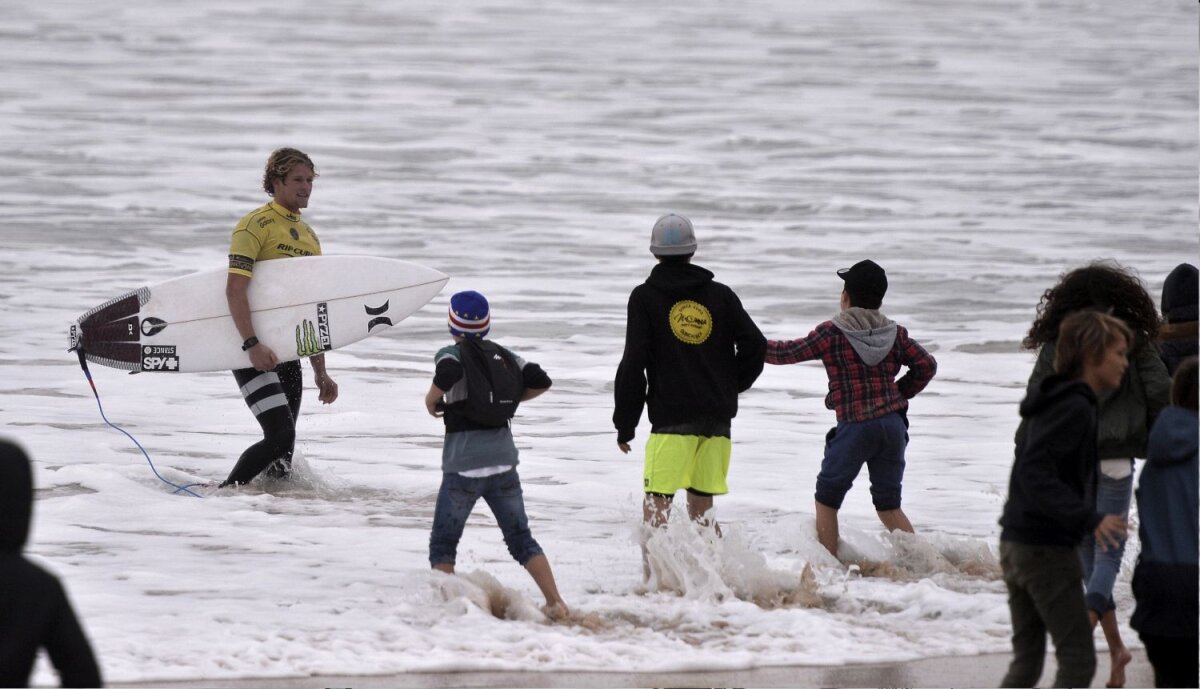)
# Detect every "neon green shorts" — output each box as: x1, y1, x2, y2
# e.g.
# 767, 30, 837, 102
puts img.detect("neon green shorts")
643, 433, 732, 496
